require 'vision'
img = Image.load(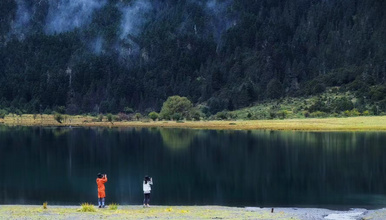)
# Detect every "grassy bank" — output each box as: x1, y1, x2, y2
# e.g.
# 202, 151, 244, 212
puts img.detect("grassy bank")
1, 205, 386, 220
1, 114, 386, 131
0, 205, 296, 220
